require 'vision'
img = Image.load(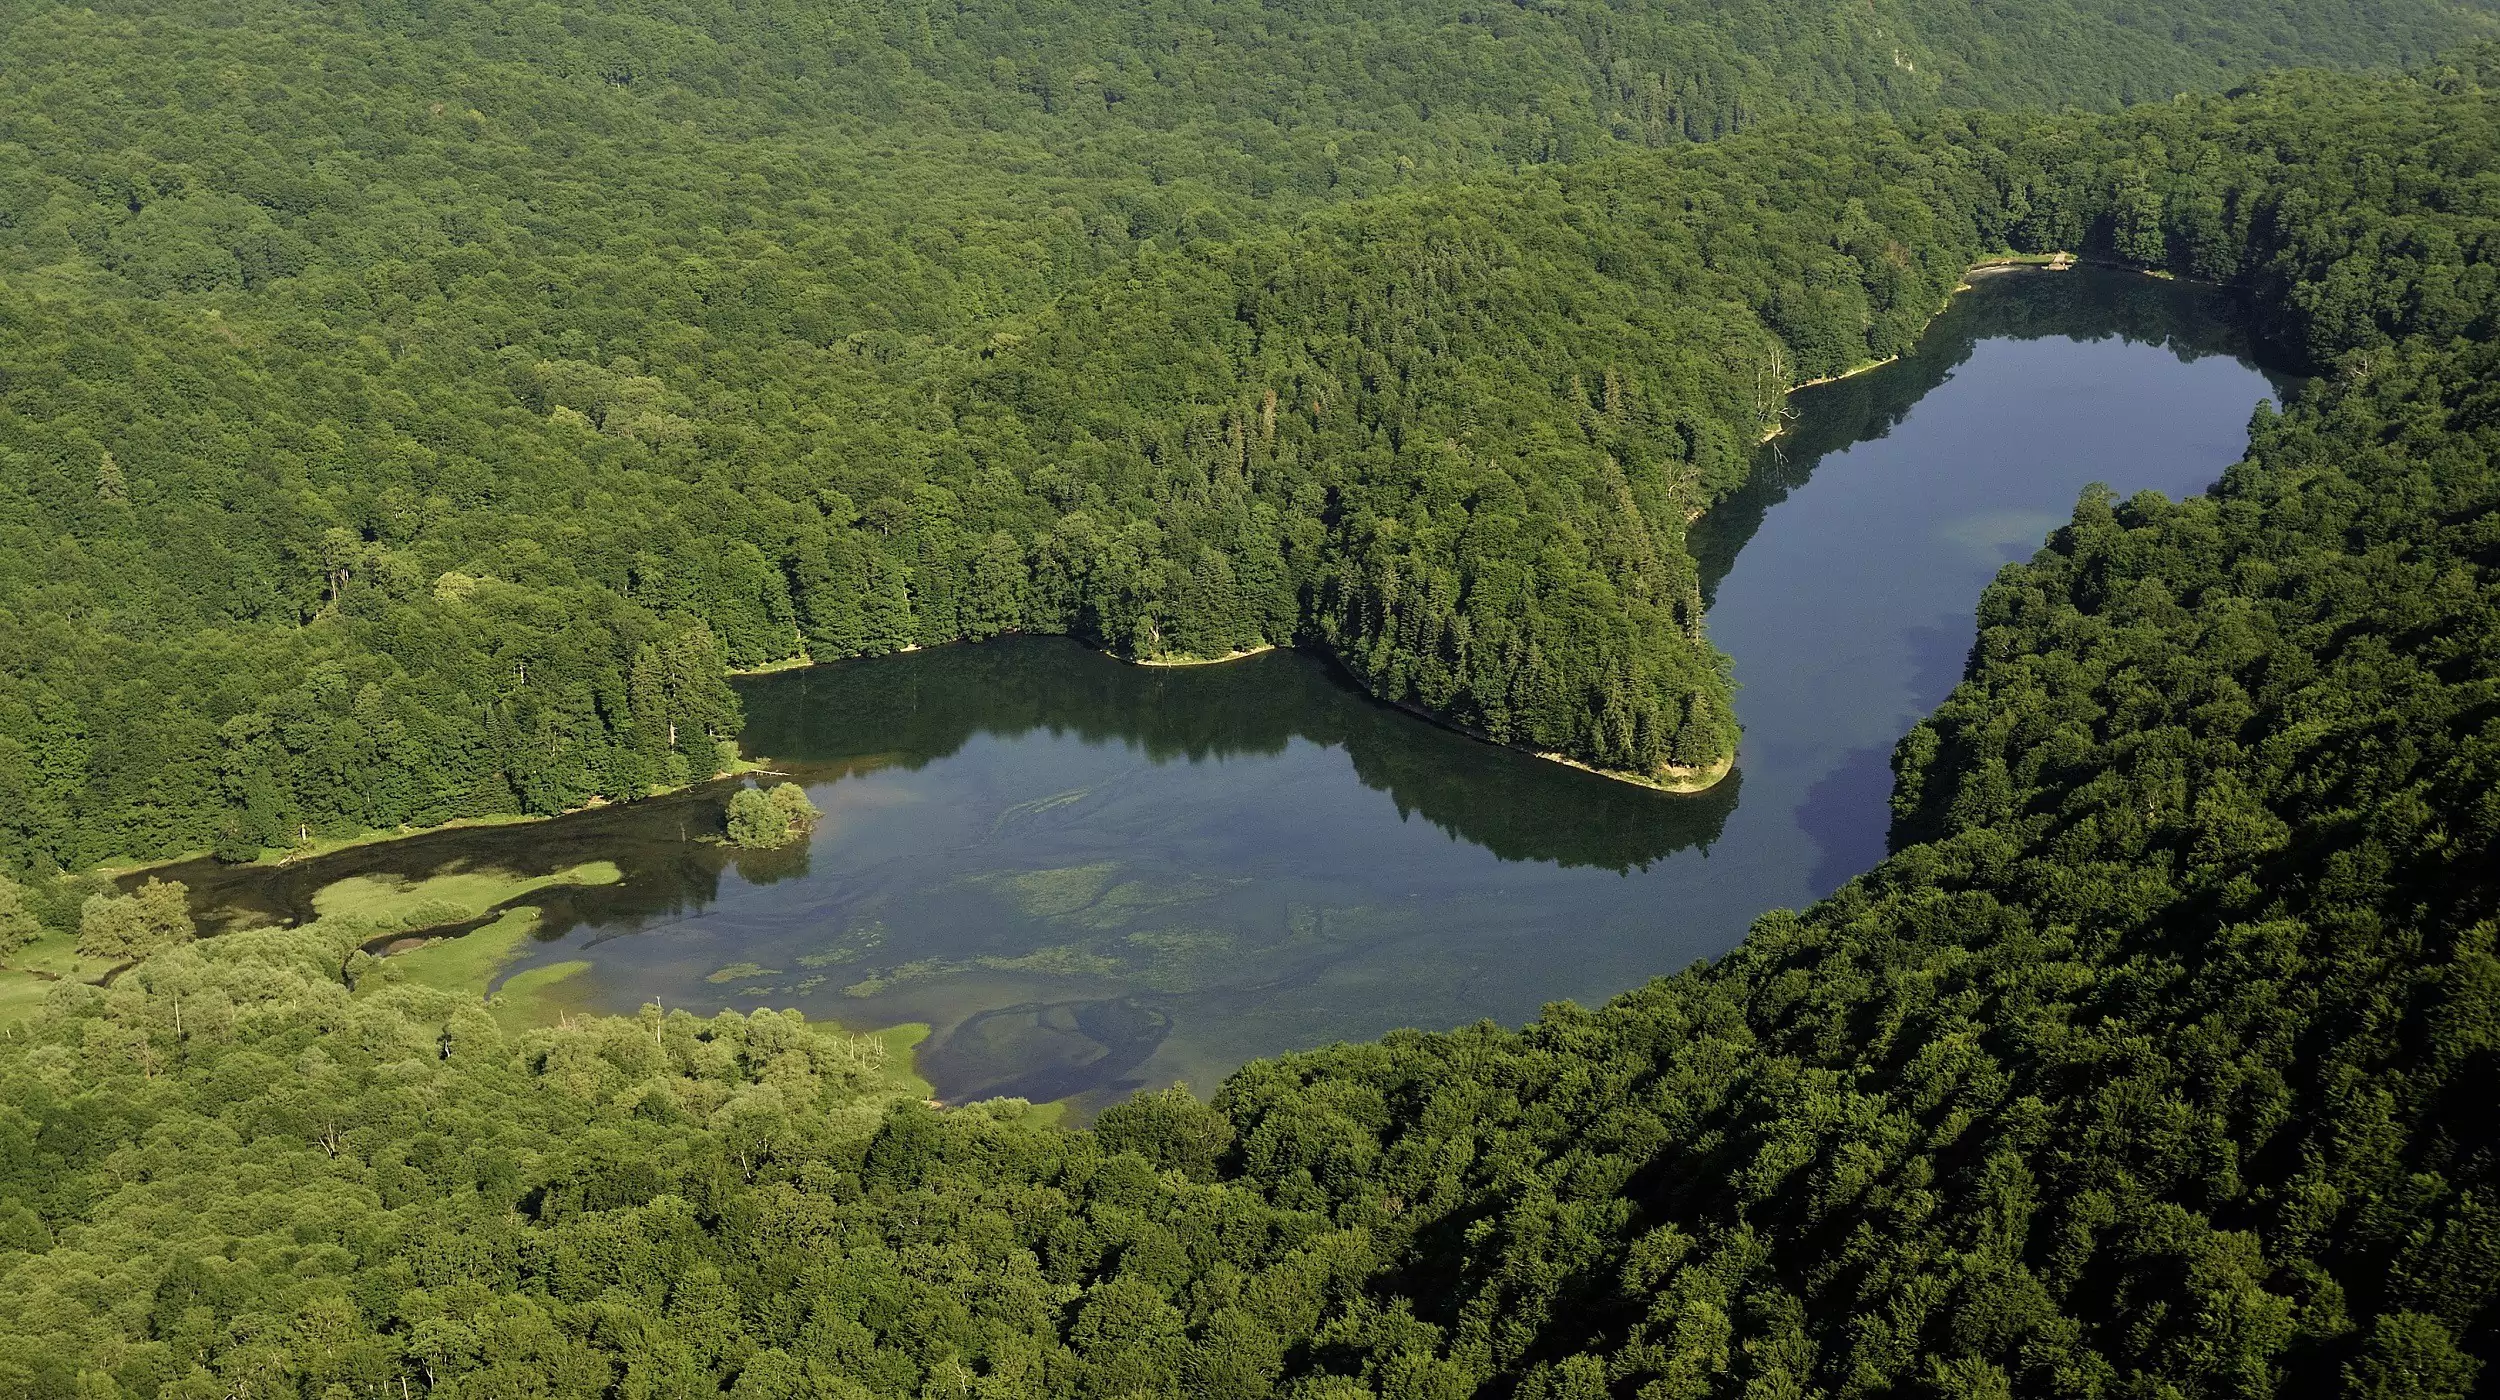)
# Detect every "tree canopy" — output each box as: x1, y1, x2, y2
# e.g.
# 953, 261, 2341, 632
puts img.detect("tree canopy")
2, 40, 2498, 1398
3, 0, 2500, 1393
